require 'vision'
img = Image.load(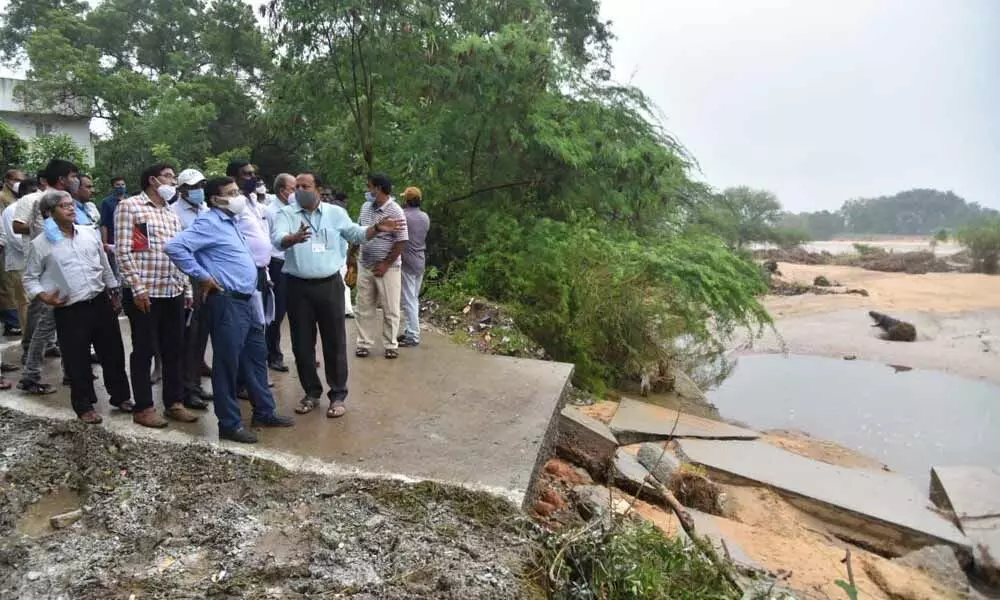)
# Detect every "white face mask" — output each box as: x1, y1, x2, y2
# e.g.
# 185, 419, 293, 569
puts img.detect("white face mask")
225, 194, 247, 215
157, 183, 176, 202
255, 184, 267, 195
11, 181, 19, 194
